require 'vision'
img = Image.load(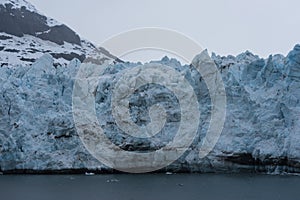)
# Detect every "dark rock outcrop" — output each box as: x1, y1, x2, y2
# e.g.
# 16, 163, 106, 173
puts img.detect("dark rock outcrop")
0, 2, 81, 45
